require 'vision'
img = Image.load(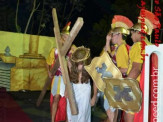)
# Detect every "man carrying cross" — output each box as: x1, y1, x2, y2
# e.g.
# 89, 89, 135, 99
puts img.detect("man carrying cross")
50, 8, 86, 122
46, 22, 76, 122
66, 46, 92, 122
